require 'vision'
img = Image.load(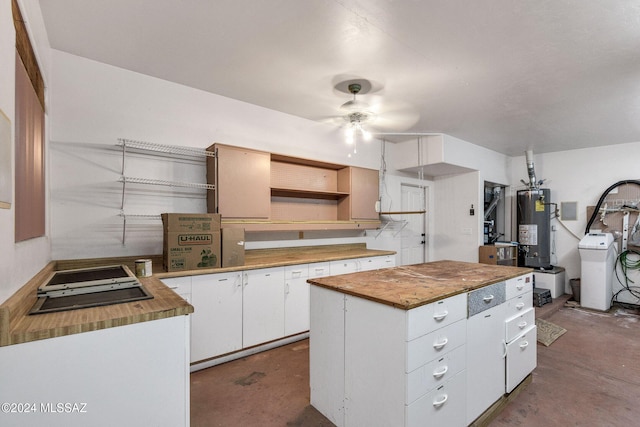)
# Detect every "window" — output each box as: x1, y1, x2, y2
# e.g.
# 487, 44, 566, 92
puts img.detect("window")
13, 0, 45, 242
